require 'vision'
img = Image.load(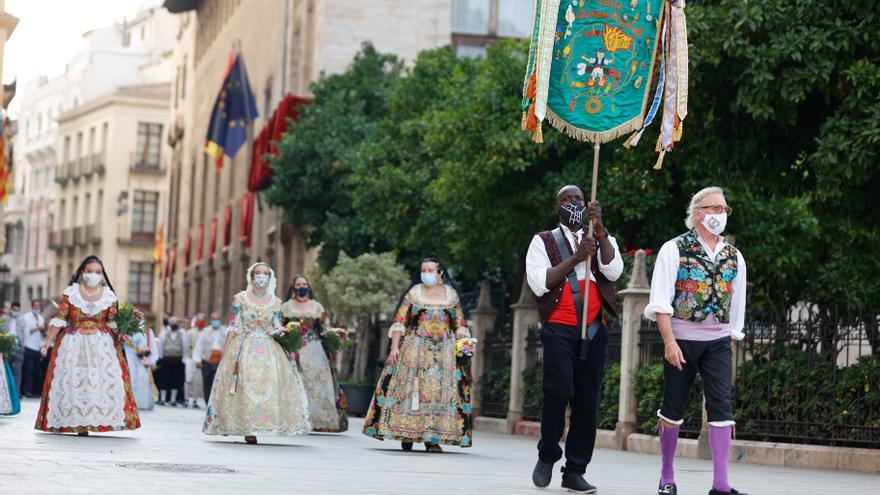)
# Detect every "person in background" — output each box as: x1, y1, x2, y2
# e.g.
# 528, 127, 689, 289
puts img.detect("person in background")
123, 323, 159, 410
185, 313, 206, 409
156, 316, 188, 406
193, 311, 226, 403
1, 302, 24, 393
20, 299, 47, 398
